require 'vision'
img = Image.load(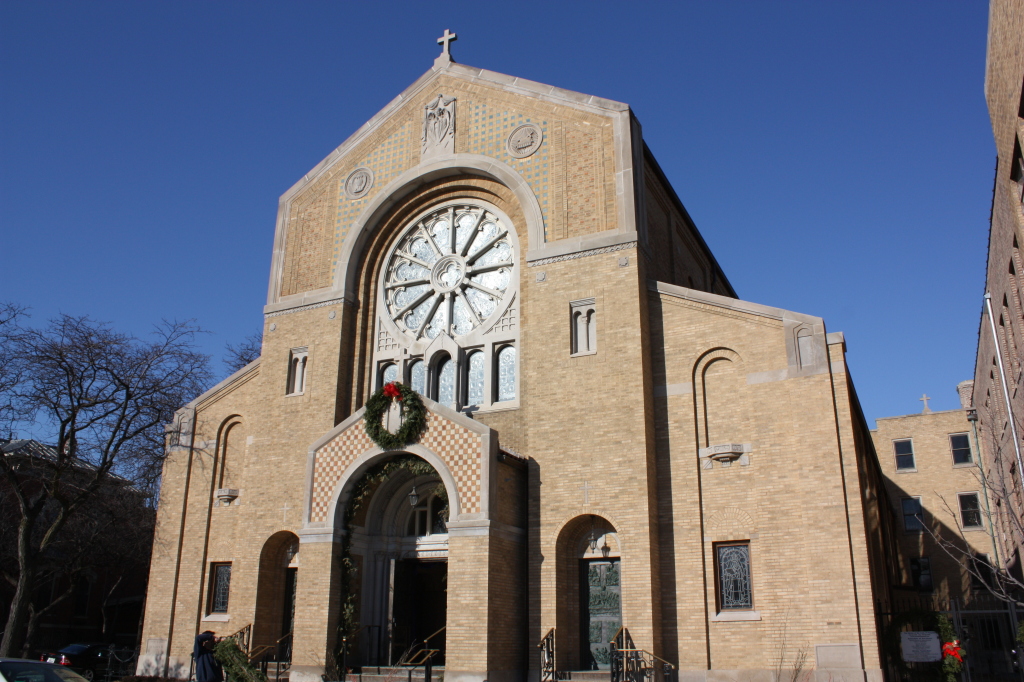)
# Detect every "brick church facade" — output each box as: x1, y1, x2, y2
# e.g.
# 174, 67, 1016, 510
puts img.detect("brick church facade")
138, 35, 898, 682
